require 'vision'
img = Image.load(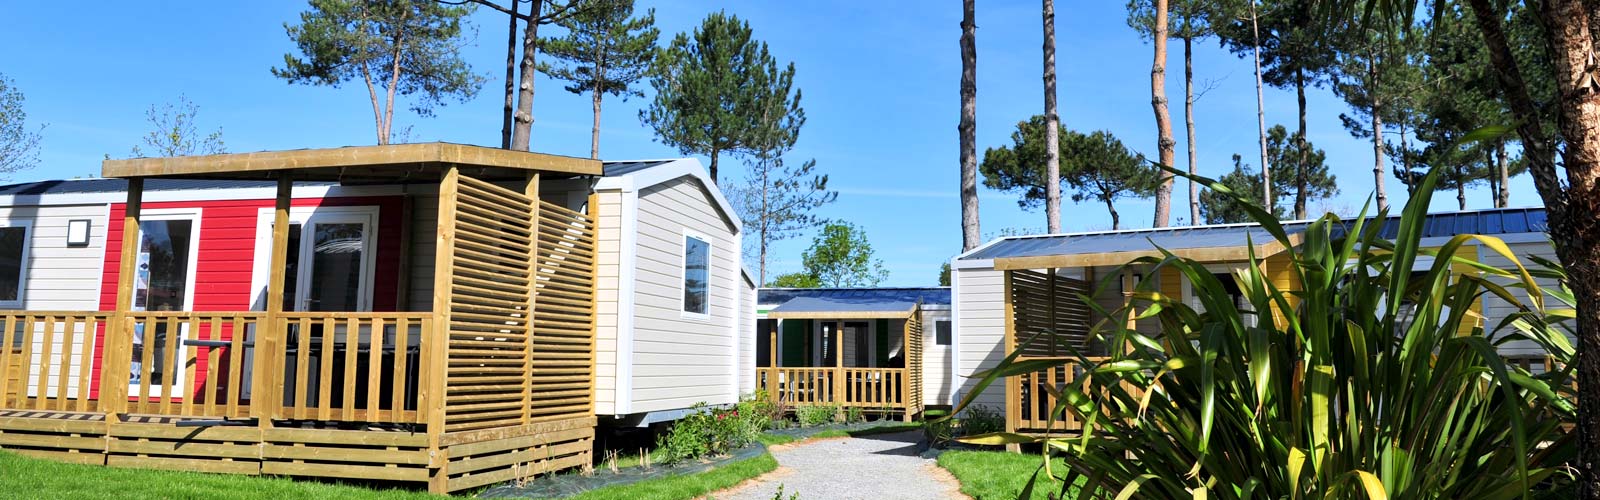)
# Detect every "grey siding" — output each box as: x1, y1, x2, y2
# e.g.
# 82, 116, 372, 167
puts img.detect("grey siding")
954, 267, 1007, 415
629, 177, 740, 412
592, 191, 624, 415
1482, 241, 1569, 357
739, 276, 756, 395
921, 308, 952, 405
6, 203, 111, 398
